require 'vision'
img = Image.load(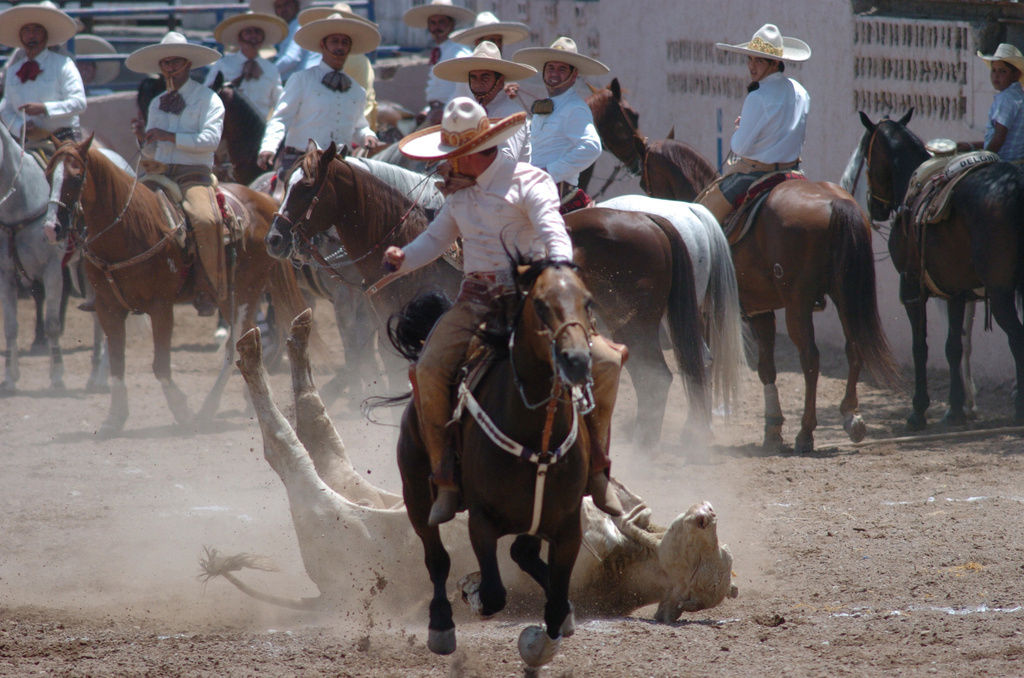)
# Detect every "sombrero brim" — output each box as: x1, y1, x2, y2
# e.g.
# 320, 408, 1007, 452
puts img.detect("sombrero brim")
400, 111, 526, 160
294, 16, 380, 54
298, 6, 370, 26
512, 47, 609, 76
402, 4, 475, 30
433, 55, 536, 83
978, 50, 1024, 81
74, 34, 120, 85
715, 36, 811, 62
0, 5, 78, 48
126, 42, 222, 74
451, 22, 530, 47
215, 13, 288, 47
